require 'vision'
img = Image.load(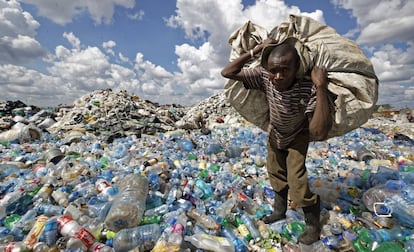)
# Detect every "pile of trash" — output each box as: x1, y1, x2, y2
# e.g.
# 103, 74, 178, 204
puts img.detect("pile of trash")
1, 89, 414, 252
